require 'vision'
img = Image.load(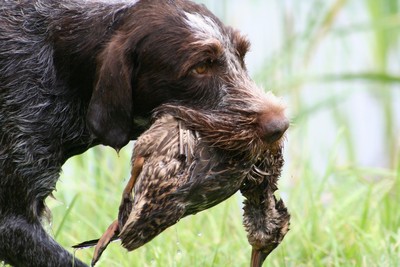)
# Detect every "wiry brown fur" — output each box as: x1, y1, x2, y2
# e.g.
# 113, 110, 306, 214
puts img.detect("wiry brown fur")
154, 96, 285, 159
